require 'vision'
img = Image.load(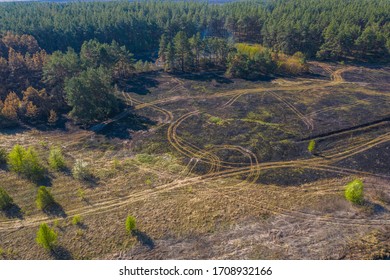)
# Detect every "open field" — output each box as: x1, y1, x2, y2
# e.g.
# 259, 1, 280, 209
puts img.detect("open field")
1, 62, 389, 260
